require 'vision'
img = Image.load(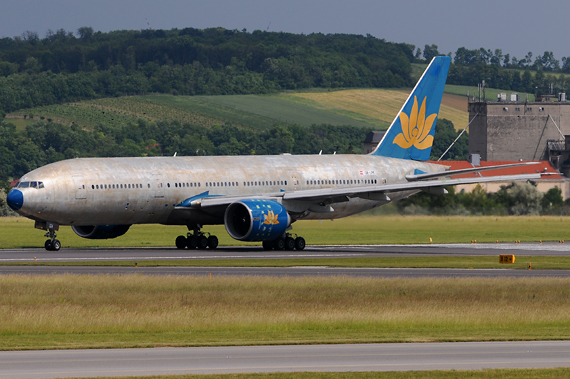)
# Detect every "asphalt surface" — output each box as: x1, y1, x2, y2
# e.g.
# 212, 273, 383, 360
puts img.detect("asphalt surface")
2, 341, 570, 377
1, 242, 569, 278
2, 242, 570, 263
3, 243, 570, 377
